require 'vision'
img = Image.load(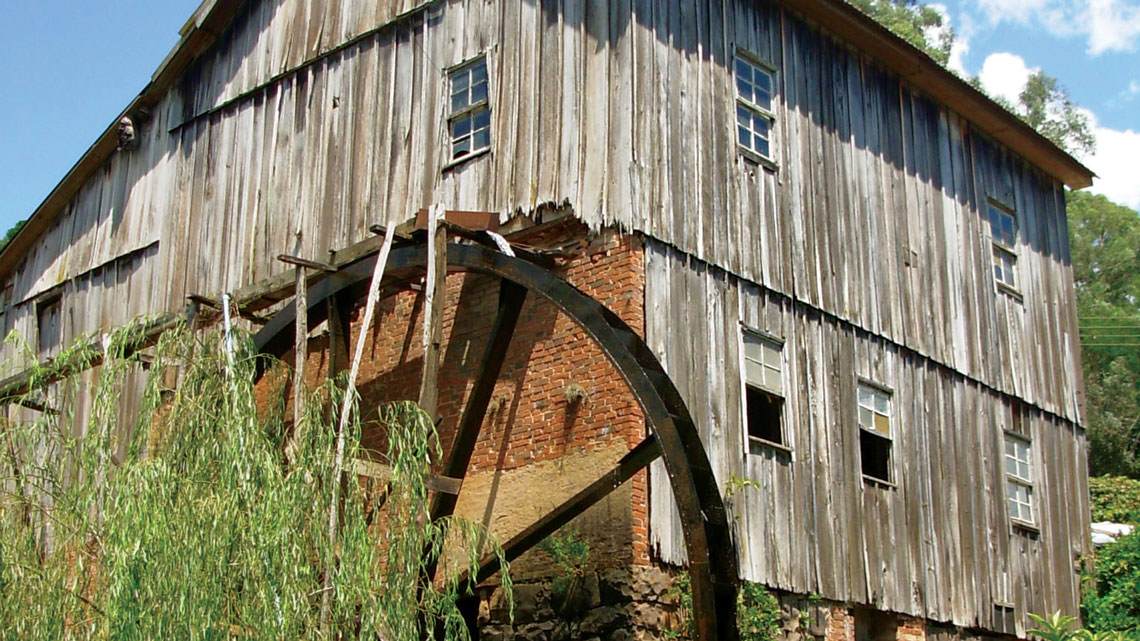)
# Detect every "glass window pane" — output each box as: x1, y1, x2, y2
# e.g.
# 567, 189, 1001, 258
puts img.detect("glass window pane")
755, 88, 772, 110
755, 69, 772, 92
472, 61, 487, 83
873, 413, 890, 436
453, 116, 472, 137
453, 136, 471, 158
859, 386, 874, 408
738, 104, 752, 124
736, 58, 752, 82
874, 392, 889, 415
1006, 457, 1018, 476
452, 72, 469, 98
471, 80, 488, 104
473, 128, 490, 150
737, 78, 752, 102
1018, 461, 1030, 480
1005, 439, 1015, 457
473, 108, 490, 129
738, 126, 750, 147
451, 91, 468, 113
859, 407, 873, 429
